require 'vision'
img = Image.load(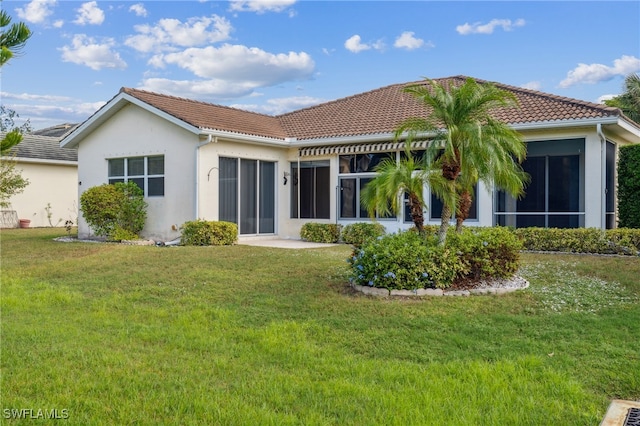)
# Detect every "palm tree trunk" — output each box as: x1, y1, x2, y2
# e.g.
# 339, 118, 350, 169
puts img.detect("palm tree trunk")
438, 202, 452, 245
456, 190, 472, 233
408, 193, 424, 234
